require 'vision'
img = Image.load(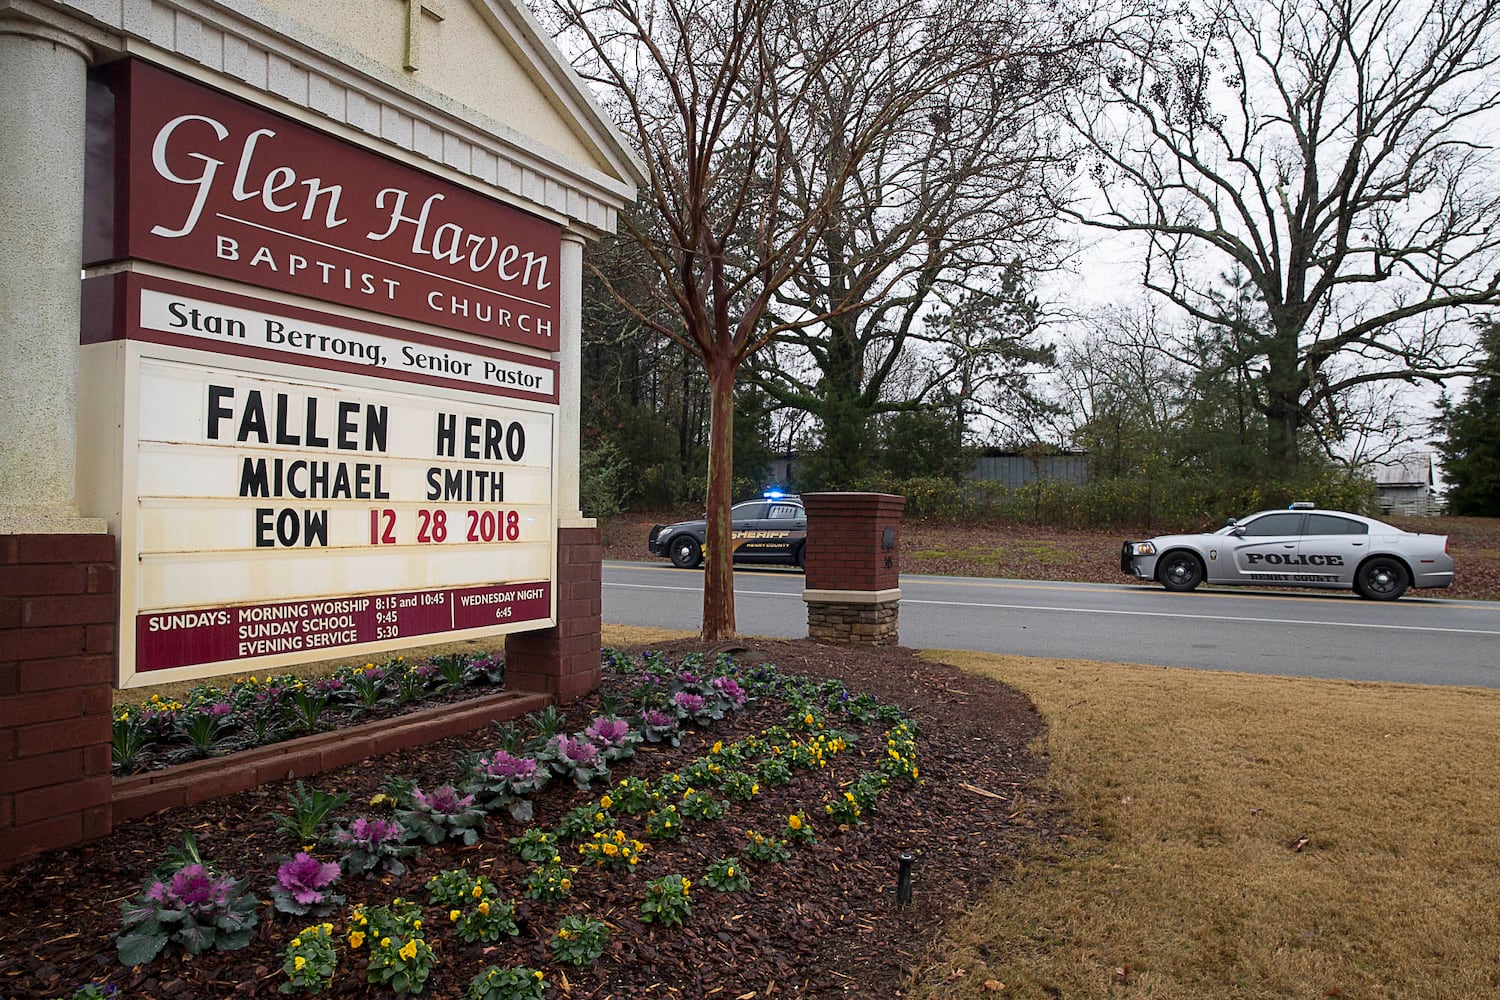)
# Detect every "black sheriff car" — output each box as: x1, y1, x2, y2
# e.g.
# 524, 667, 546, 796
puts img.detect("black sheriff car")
647, 492, 807, 569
